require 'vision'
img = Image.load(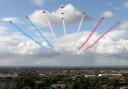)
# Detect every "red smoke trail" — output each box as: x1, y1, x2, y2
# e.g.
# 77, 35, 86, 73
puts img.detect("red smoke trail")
84, 22, 120, 52
78, 17, 105, 50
